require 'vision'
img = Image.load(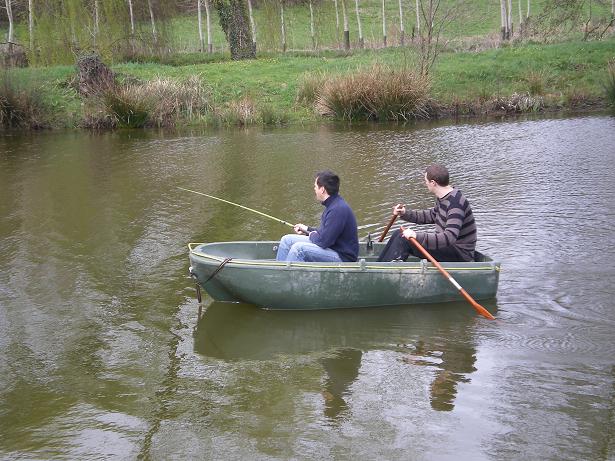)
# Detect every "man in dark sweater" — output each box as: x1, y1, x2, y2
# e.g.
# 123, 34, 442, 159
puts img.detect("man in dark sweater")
378, 164, 477, 262
276, 171, 359, 262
